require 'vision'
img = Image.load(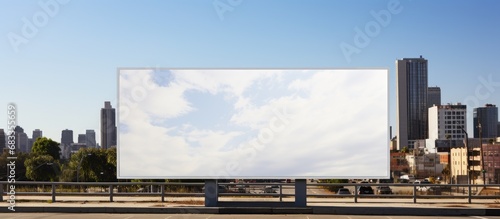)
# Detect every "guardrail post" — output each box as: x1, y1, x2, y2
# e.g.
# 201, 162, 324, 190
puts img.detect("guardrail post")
295, 179, 307, 207
109, 185, 114, 202
279, 184, 283, 202
161, 184, 165, 202
413, 184, 417, 203
0, 183, 3, 202
51, 184, 56, 203
468, 185, 472, 204
354, 185, 358, 203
